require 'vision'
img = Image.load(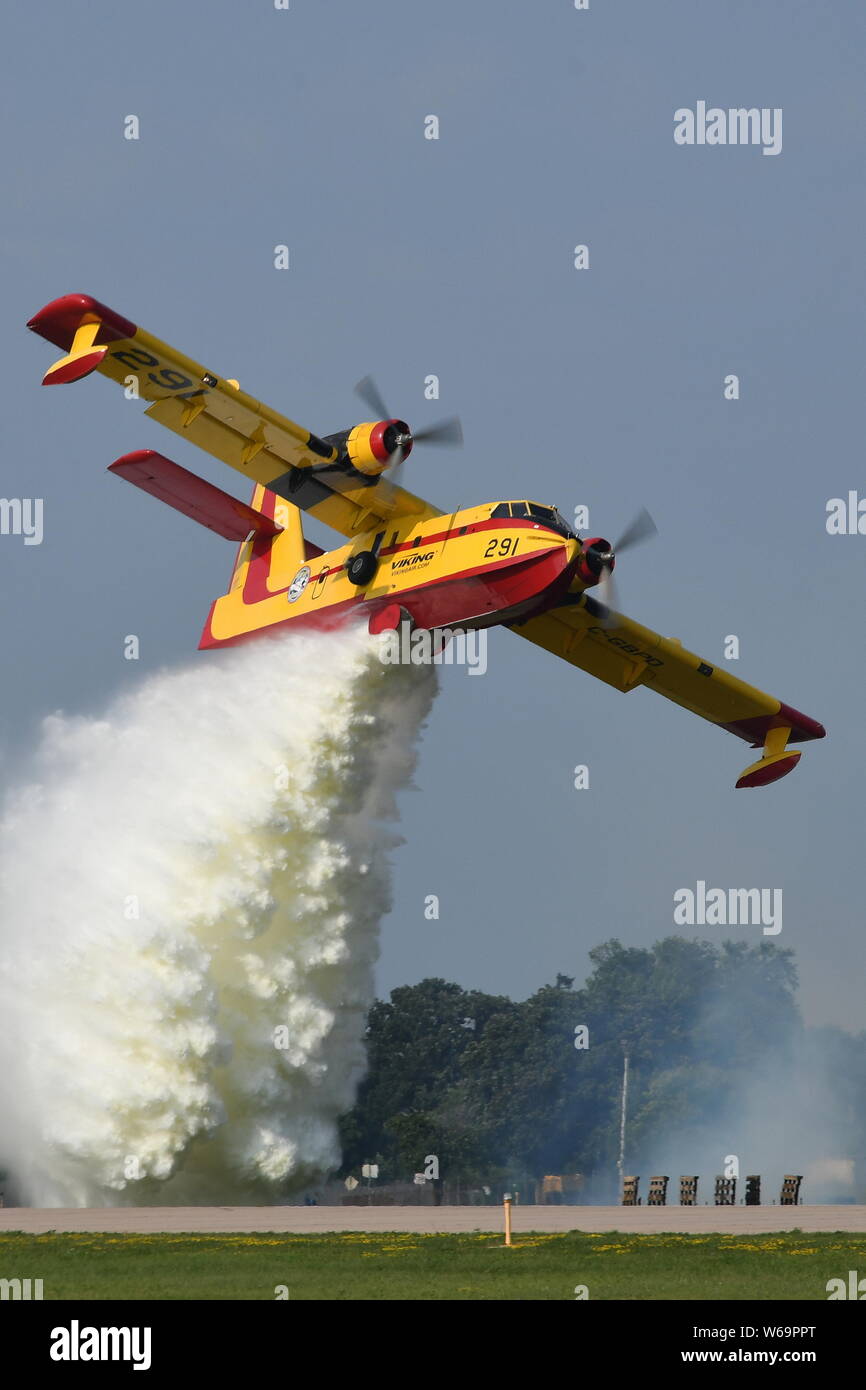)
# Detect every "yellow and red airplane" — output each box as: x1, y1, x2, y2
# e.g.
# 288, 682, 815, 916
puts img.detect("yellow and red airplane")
28, 293, 825, 788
